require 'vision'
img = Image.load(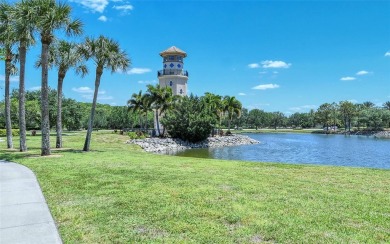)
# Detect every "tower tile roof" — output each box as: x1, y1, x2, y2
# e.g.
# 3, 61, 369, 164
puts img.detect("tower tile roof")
160, 46, 187, 57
